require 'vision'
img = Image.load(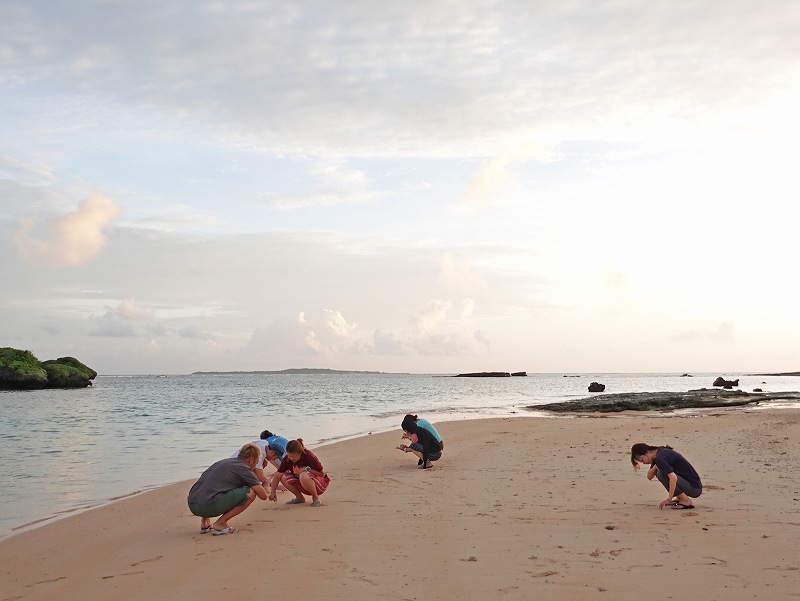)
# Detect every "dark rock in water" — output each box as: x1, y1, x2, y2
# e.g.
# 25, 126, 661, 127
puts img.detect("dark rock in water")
753, 388, 763, 392
0, 347, 97, 390
526, 388, 800, 413
454, 372, 511, 377
713, 376, 739, 388
680, 373, 693, 377
588, 381, 605, 392
511, 371, 527, 377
